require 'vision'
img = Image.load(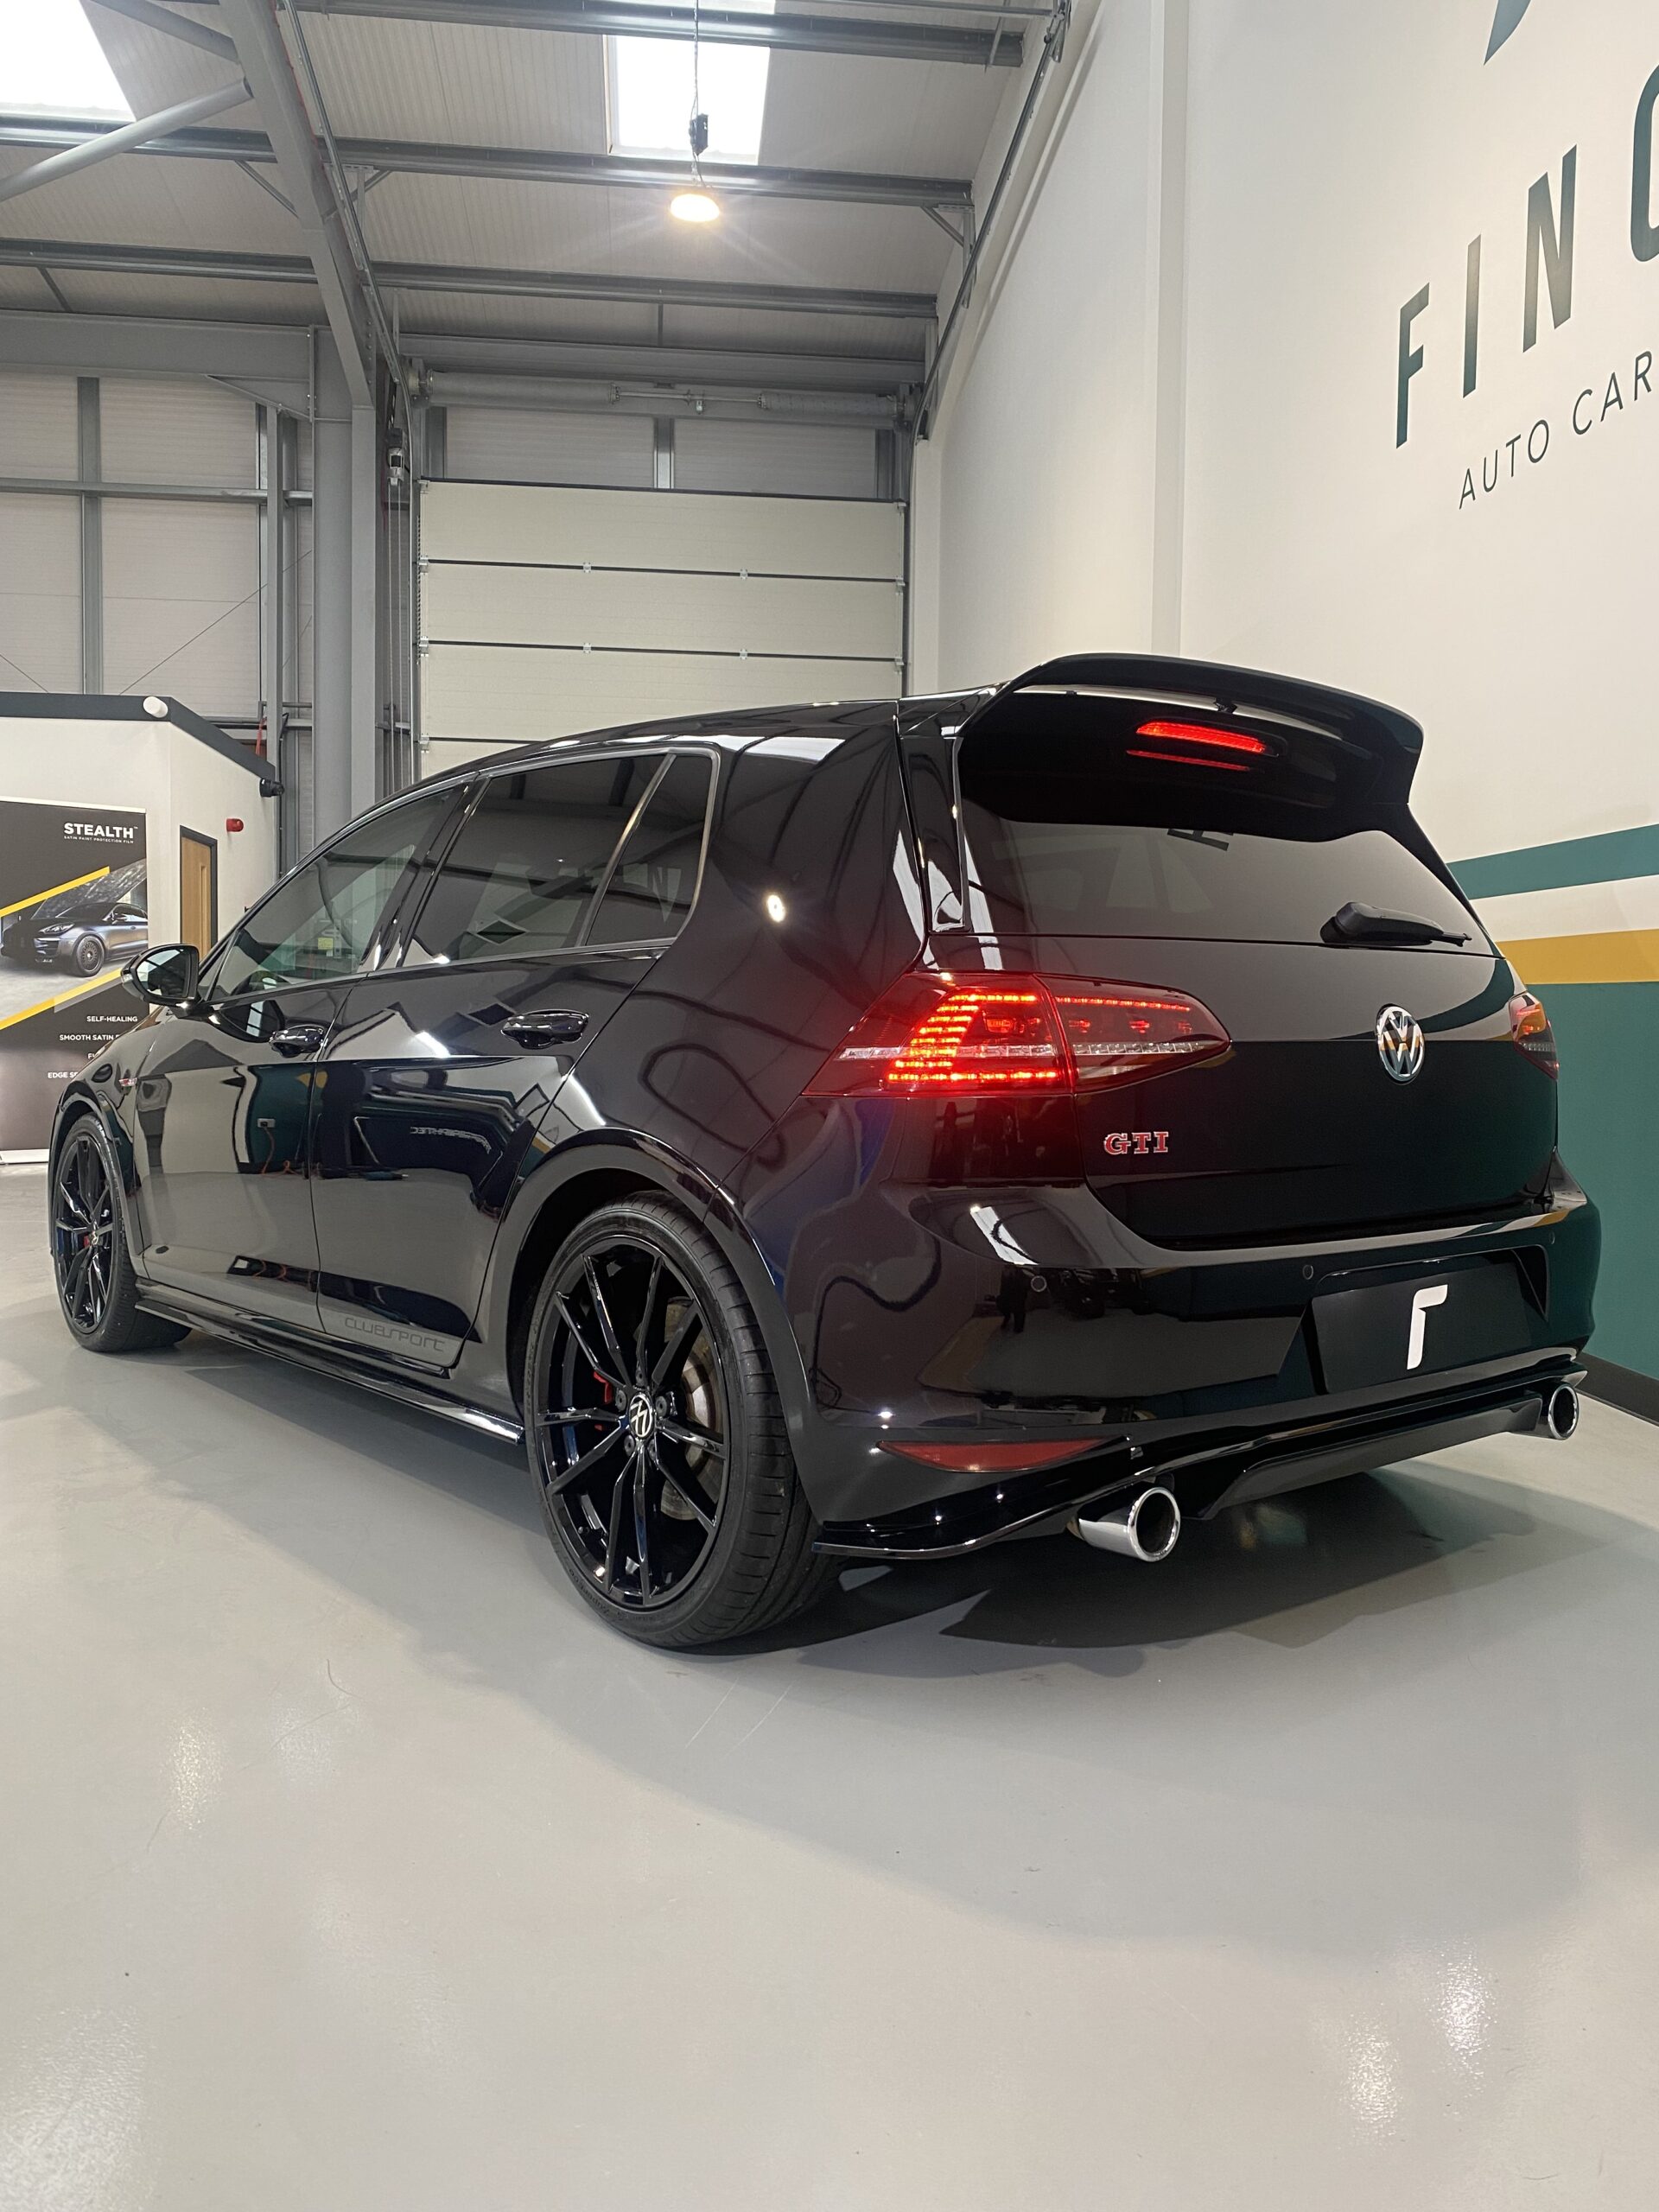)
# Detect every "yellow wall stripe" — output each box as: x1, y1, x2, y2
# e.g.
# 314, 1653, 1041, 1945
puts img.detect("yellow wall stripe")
1498, 931, 1659, 986
0, 865, 111, 922
0, 970, 121, 1035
